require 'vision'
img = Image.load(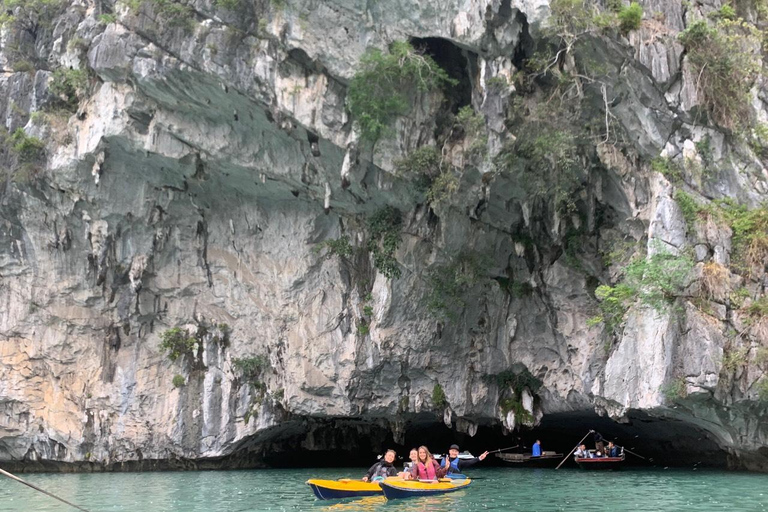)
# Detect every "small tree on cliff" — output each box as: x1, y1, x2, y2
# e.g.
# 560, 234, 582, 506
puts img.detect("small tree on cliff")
348, 41, 457, 142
